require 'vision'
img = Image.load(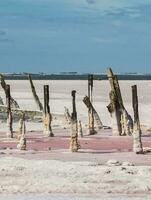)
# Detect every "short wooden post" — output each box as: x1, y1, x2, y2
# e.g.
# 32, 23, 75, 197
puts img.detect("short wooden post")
87, 74, 95, 135
6, 85, 13, 138
70, 90, 80, 152
17, 113, 26, 150
132, 85, 143, 154
43, 85, 54, 137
